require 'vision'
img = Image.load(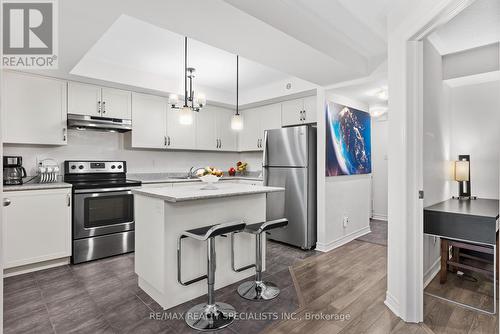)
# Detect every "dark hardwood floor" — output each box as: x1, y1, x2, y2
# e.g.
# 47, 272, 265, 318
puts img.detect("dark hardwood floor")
3, 227, 498, 333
